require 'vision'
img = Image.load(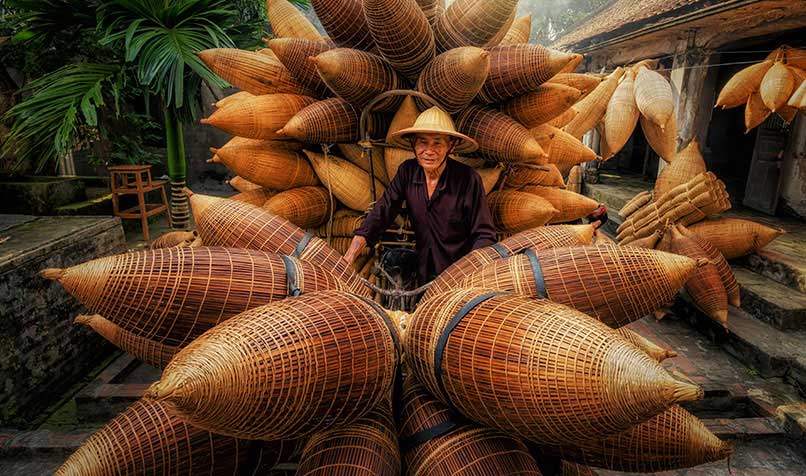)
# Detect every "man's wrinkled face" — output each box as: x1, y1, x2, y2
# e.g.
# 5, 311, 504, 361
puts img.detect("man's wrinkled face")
413, 133, 454, 174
